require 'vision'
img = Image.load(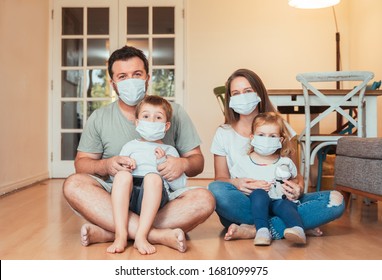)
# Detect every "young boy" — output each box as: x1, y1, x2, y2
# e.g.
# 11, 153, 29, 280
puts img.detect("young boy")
107, 95, 187, 254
